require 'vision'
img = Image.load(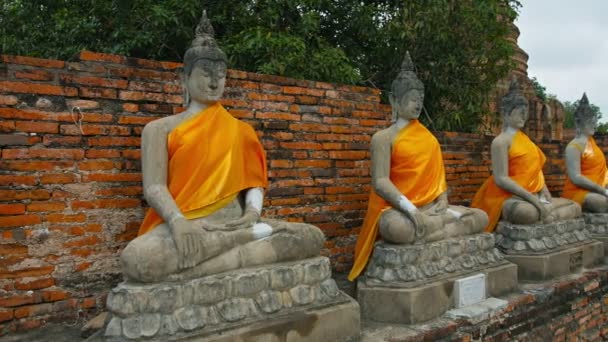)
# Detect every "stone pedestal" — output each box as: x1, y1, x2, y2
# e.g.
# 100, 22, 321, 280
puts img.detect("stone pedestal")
357, 234, 518, 324
99, 257, 360, 341
583, 213, 608, 256
495, 218, 604, 281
